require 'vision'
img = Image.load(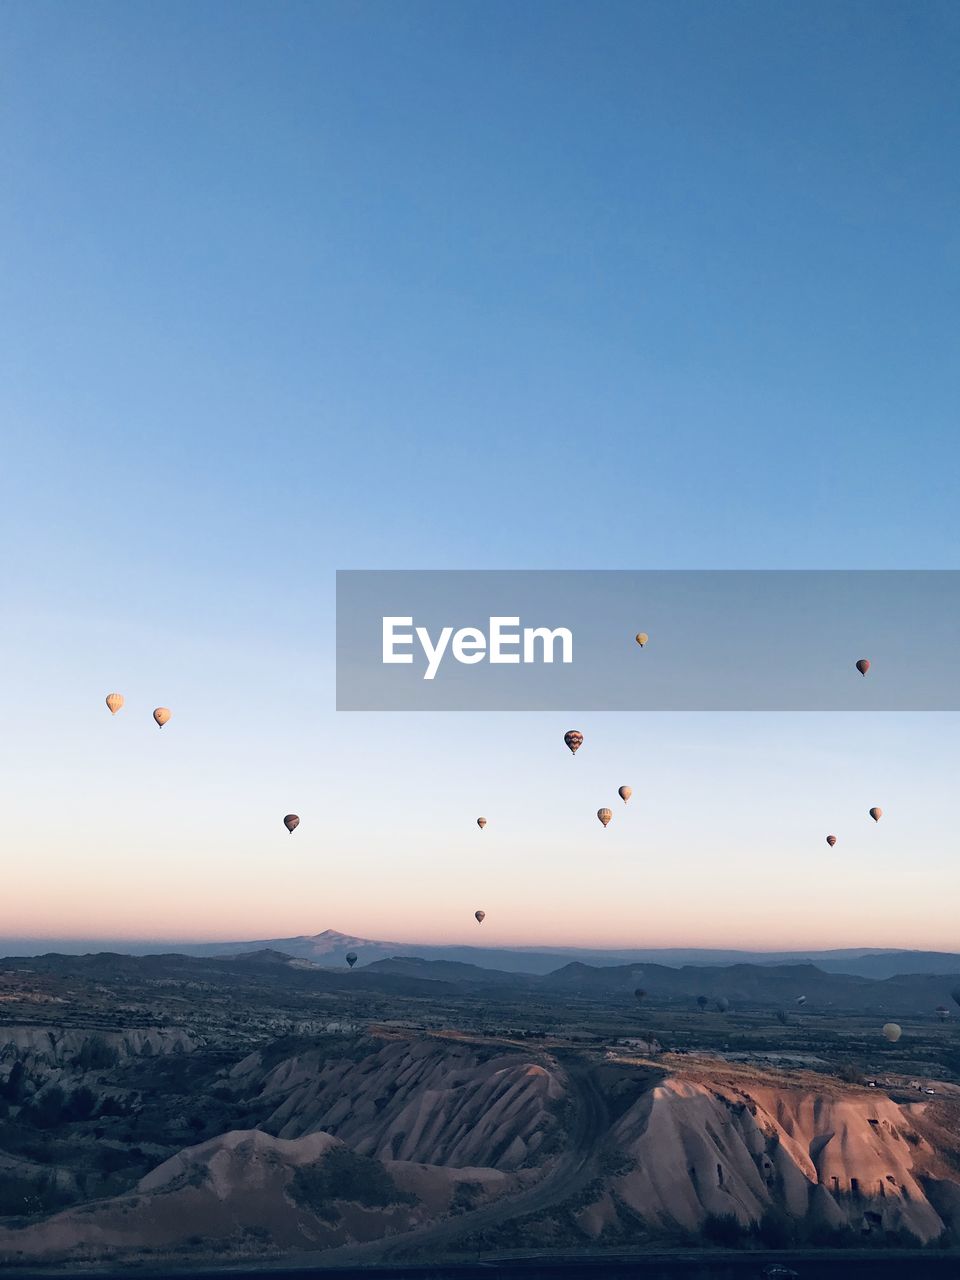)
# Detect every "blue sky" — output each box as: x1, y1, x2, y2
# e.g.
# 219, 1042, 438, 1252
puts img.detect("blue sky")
1, 1, 958, 949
